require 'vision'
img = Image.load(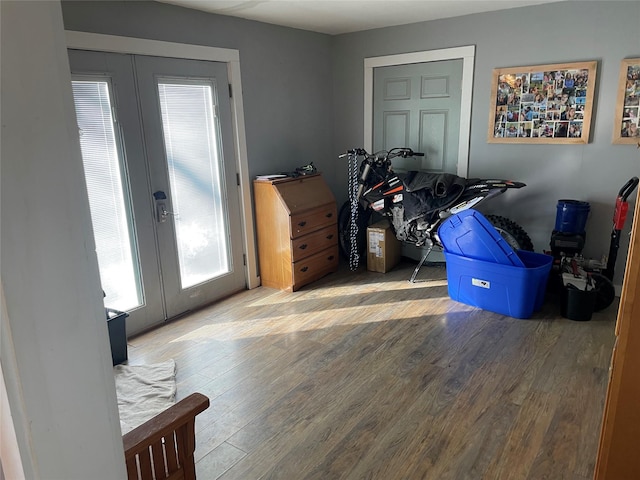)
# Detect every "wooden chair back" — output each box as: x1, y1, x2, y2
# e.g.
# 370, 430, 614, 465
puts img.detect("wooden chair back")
122, 392, 209, 480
